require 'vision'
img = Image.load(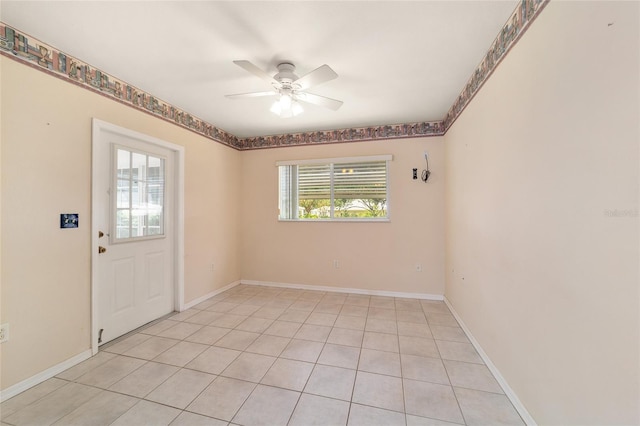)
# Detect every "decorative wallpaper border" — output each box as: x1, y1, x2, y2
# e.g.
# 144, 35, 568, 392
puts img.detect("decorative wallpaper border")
443, 0, 548, 130
241, 121, 445, 150
0, 0, 547, 150
0, 24, 241, 149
